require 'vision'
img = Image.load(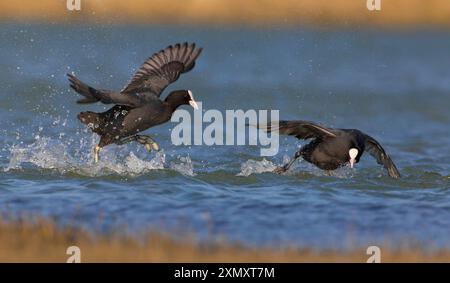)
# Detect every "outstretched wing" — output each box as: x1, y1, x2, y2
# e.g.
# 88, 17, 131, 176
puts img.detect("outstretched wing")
364, 135, 401, 178
258, 120, 337, 140
121, 42, 203, 96
68, 74, 143, 108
